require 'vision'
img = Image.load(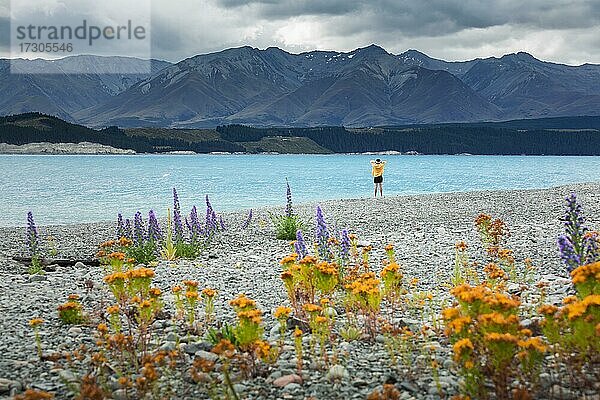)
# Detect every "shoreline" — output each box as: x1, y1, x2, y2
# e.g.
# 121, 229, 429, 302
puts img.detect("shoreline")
1, 180, 599, 229
5, 143, 600, 156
